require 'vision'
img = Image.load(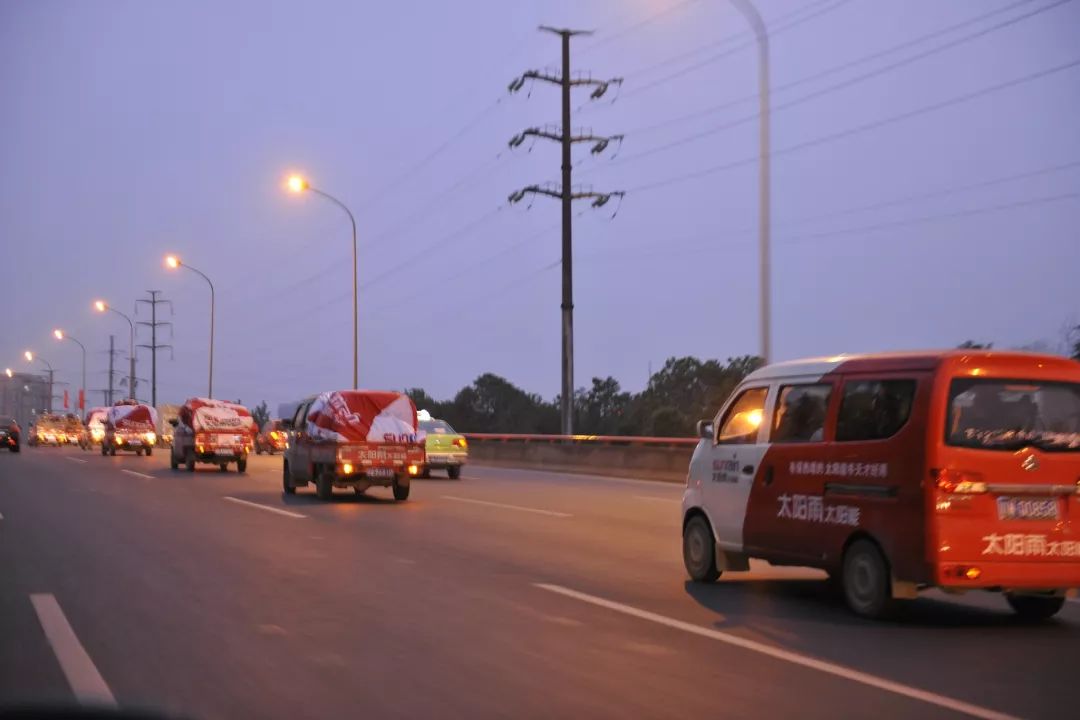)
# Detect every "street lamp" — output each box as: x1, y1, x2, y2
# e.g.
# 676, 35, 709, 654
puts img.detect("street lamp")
24, 351, 55, 413
4, 368, 12, 378
94, 300, 137, 401
53, 329, 86, 417
286, 173, 359, 389
729, 0, 771, 364
165, 254, 215, 398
